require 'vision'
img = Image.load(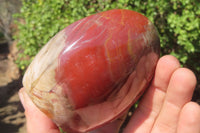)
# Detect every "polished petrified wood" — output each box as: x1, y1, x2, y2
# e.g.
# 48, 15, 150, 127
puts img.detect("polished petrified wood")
23, 9, 160, 133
